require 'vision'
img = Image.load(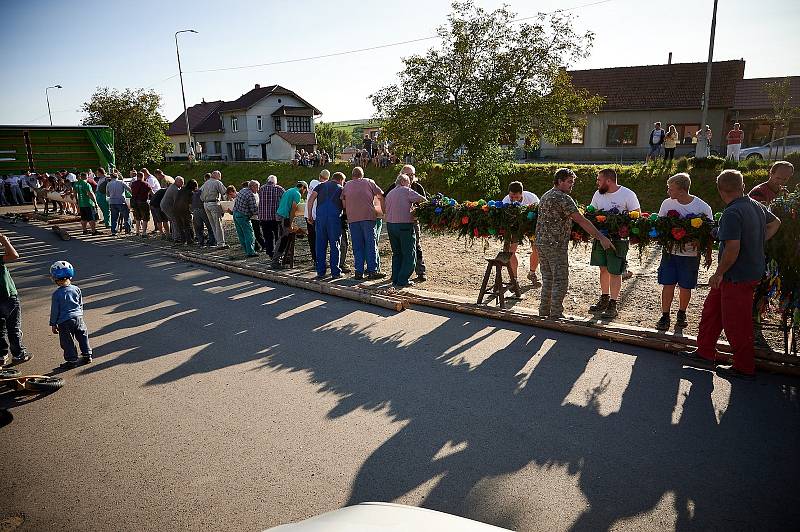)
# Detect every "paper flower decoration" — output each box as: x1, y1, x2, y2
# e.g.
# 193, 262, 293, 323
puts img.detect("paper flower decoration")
631, 226, 640, 235
481, 205, 489, 212
461, 216, 470, 225
595, 215, 607, 223
714, 212, 722, 221
434, 207, 442, 214
488, 228, 497, 235
690, 217, 703, 228
527, 211, 536, 220
671, 227, 687, 240
618, 225, 630, 238
586, 205, 596, 213
629, 211, 640, 219
473, 228, 480, 237
649, 213, 659, 221
449, 199, 457, 206
649, 228, 659, 237
667, 209, 680, 218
